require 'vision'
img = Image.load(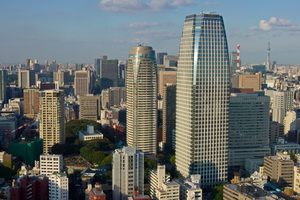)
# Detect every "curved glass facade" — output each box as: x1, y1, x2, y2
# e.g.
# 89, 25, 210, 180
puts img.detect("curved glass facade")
175, 12, 230, 187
